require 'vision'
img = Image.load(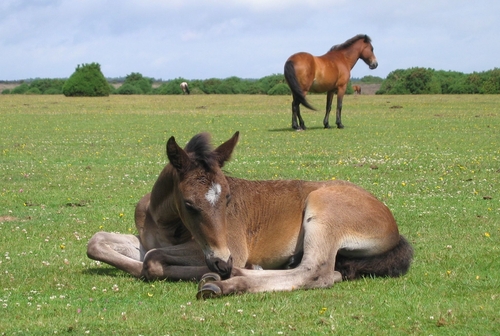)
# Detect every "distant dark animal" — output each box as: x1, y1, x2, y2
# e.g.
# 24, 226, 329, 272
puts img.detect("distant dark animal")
353, 85, 362, 95
87, 132, 413, 299
284, 34, 378, 130
180, 82, 190, 94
